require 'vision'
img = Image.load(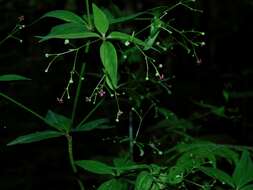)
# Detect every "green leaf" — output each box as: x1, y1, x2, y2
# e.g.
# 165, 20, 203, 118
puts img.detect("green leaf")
115, 163, 150, 175
214, 146, 239, 164
108, 31, 146, 47
223, 90, 229, 102
200, 166, 234, 188
7, 130, 64, 146
110, 11, 147, 24
144, 31, 160, 50
240, 184, 253, 190
143, 16, 162, 50
135, 171, 154, 190
0, 74, 31, 81
73, 118, 114, 132
75, 160, 115, 175
113, 157, 143, 175
233, 150, 253, 189
92, 3, 109, 35
98, 179, 126, 190
100, 41, 118, 90
45, 110, 71, 132
113, 157, 135, 168
38, 23, 99, 42
212, 106, 226, 118
150, 16, 163, 36
158, 107, 178, 120
167, 166, 184, 185
41, 10, 87, 25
